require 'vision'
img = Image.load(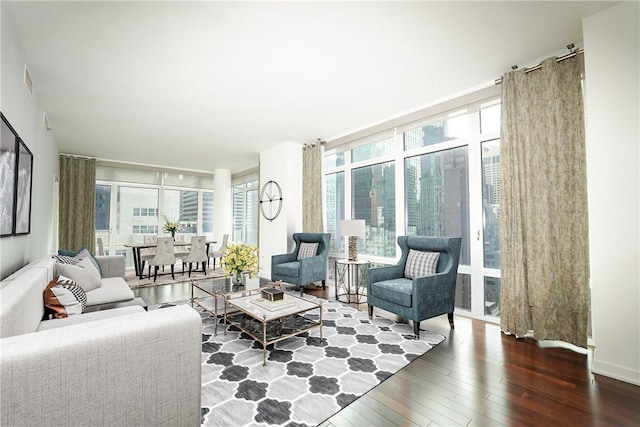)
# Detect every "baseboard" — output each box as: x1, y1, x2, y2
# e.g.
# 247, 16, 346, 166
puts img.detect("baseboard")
592, 359, 640, 386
